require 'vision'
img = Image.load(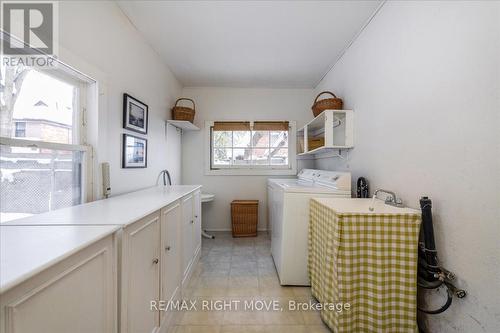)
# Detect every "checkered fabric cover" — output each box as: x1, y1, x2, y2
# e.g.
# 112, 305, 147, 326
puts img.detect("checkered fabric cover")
308, 199, 421, 333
